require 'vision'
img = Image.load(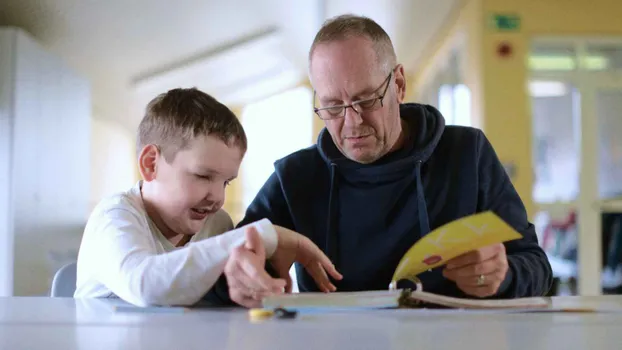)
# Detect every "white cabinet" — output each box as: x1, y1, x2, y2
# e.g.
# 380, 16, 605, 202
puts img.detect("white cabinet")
0, 27, 91, 296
